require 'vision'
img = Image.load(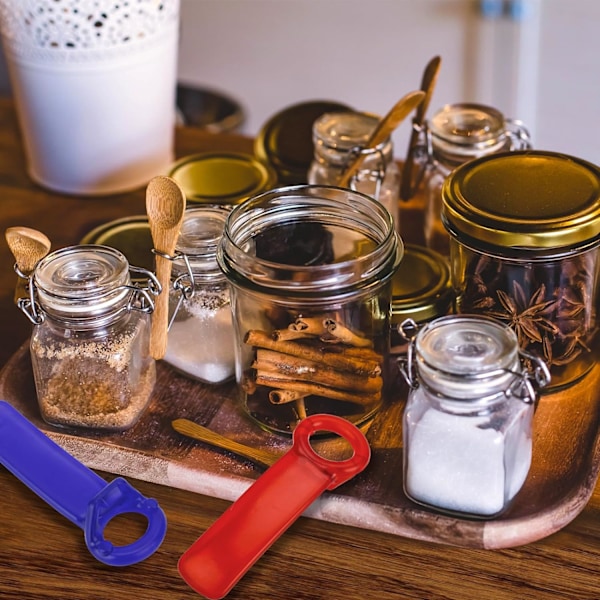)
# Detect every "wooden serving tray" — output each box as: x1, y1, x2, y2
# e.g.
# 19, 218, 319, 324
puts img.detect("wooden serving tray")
1, 342, 599, 549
